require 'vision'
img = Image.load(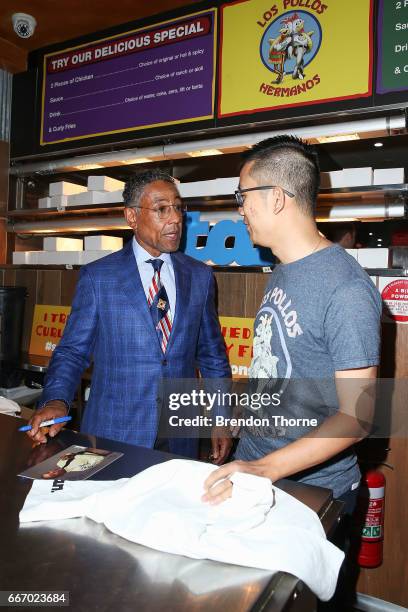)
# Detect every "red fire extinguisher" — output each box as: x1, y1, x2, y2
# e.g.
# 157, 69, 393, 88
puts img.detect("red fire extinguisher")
358, 469, 386, 568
